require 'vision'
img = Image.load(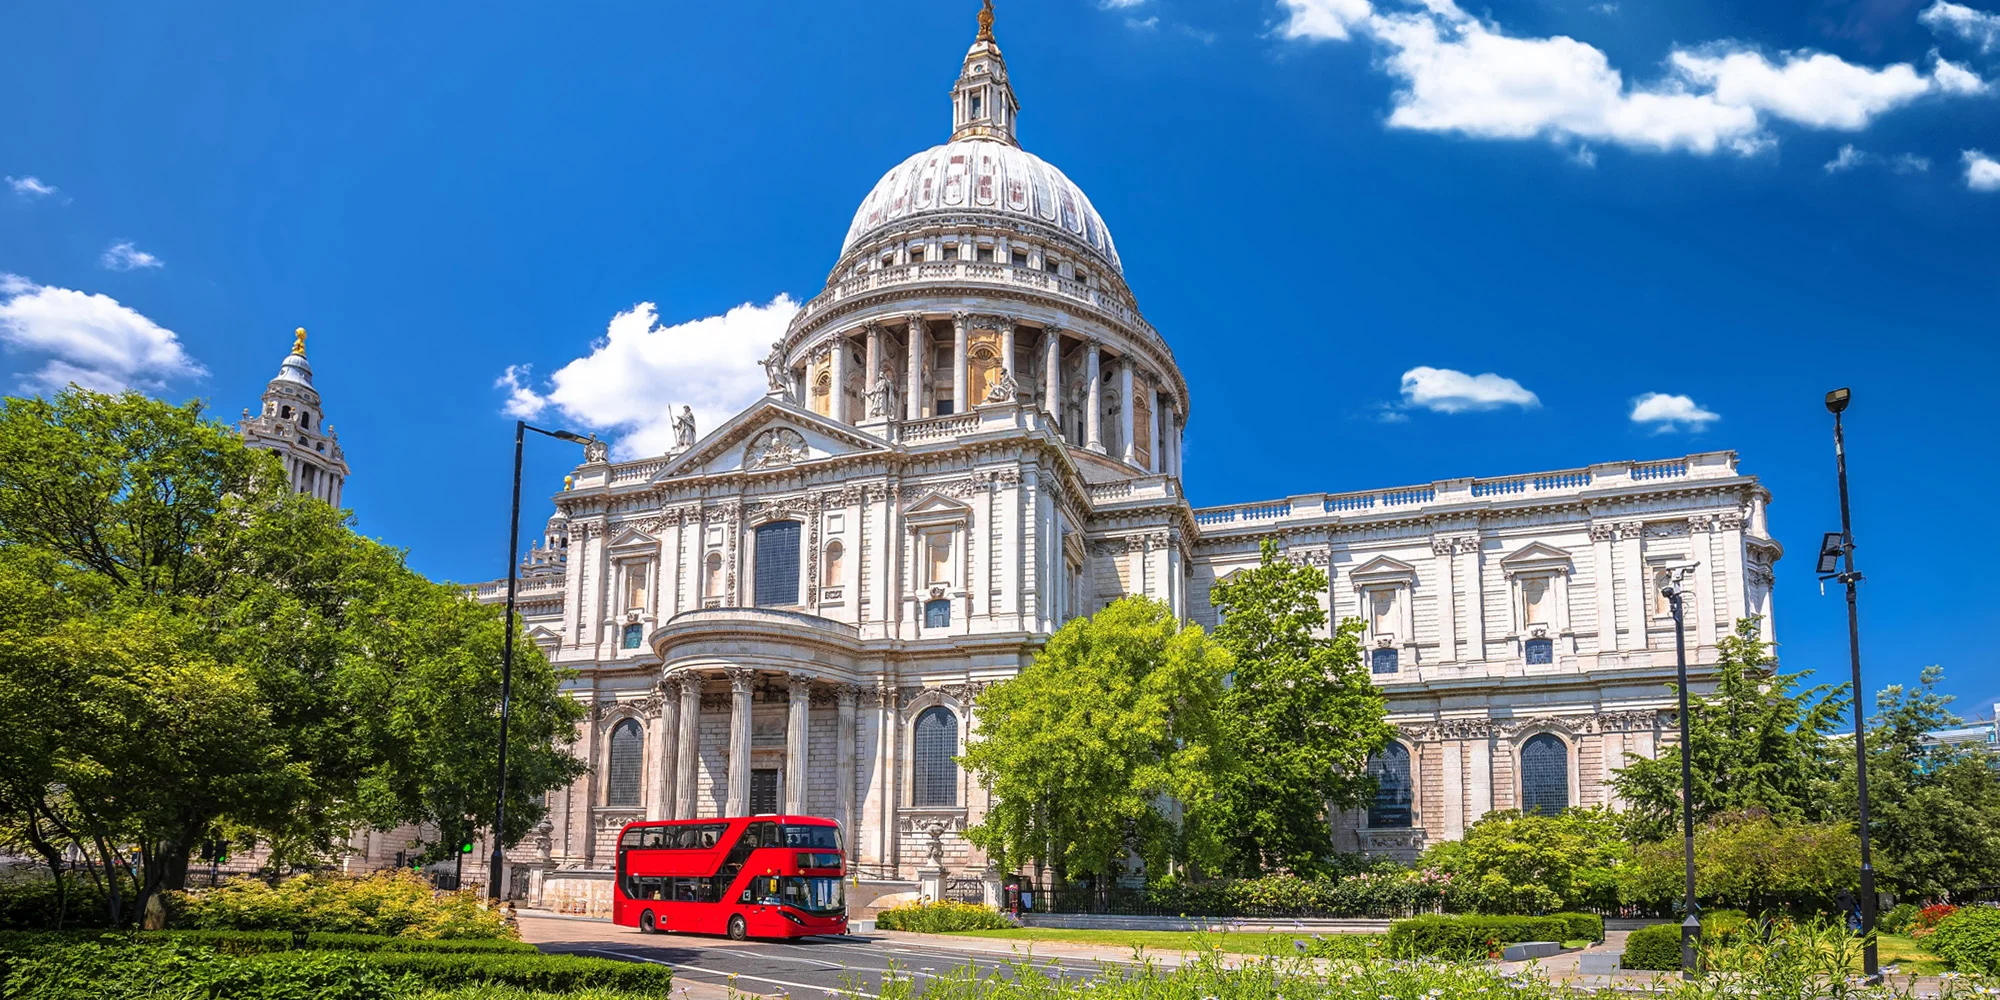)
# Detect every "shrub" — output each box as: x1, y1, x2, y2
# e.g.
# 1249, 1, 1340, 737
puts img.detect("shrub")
1385, 914, 1583, 958
1880, 902, 1921, 936
1420, 809, 1627, 914
1927, 906, 2000, 975
168, 869, 512, 939
0, 876, 119, 930
1702, 909, 1750, 945
1622, 922, 1684, 971
875, 900, 1014, 932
